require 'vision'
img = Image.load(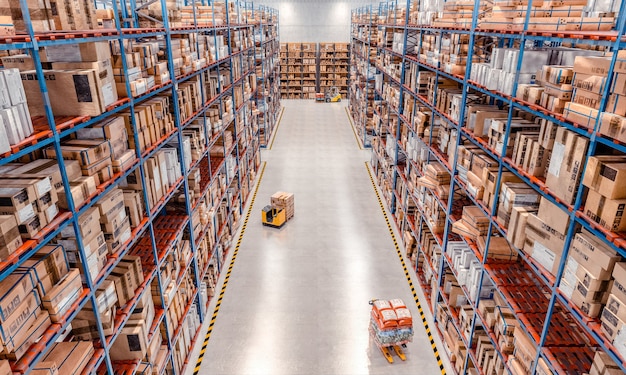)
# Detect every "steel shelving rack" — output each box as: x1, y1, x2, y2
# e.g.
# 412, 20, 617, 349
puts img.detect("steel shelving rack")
351, 0, 626, 374
253, 5, 281, 148
349, 5, 379, 148
0, 0, 279, 374
317, 42, 350, 99
279, 42, 307, 99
